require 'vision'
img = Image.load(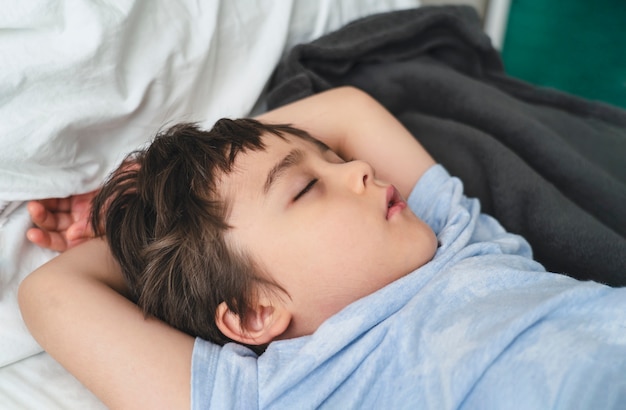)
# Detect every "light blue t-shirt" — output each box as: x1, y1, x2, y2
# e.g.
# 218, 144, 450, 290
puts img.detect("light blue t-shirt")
192, 165, 626, 409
